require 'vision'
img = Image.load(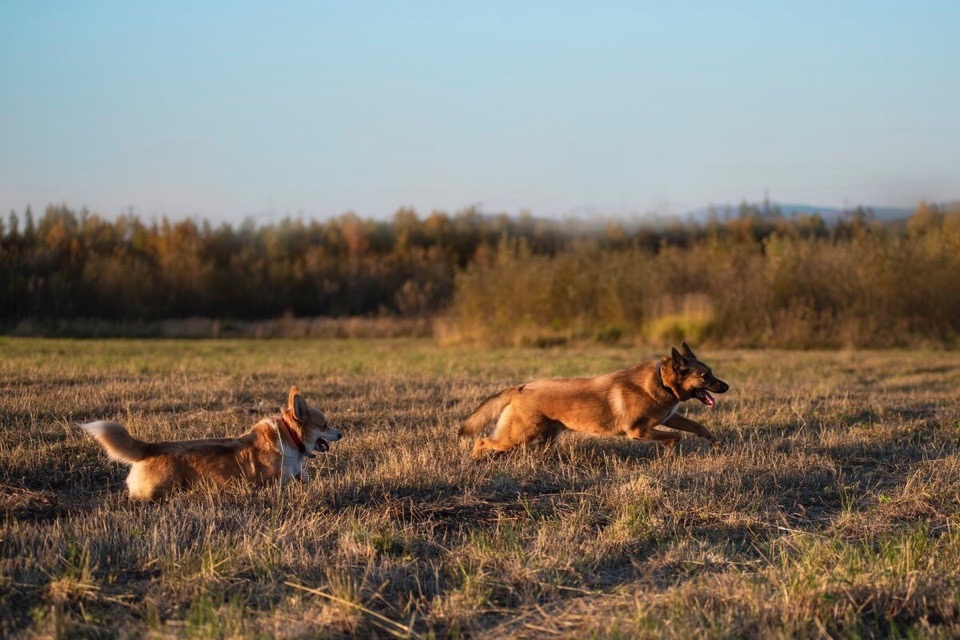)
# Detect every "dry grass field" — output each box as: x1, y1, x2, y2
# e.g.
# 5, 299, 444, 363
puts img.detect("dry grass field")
1, 338, 959, 639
